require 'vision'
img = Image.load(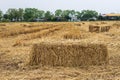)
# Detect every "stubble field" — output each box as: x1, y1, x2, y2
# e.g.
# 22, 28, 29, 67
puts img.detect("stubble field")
0, 21, 120, 80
